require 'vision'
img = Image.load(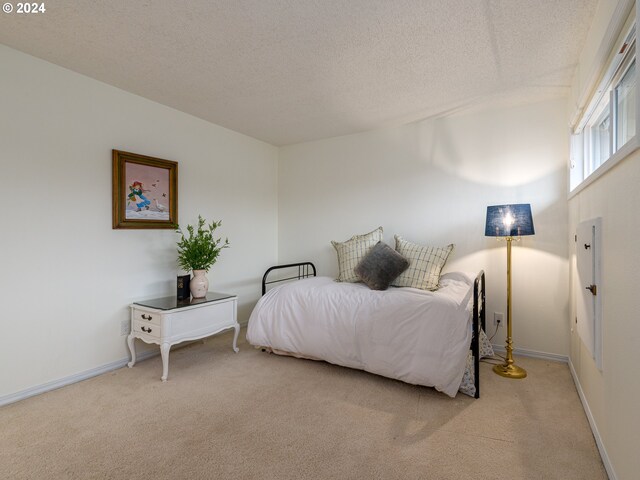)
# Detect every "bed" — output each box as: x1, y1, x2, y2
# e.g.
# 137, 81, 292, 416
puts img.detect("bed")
246, 262, 487, 398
